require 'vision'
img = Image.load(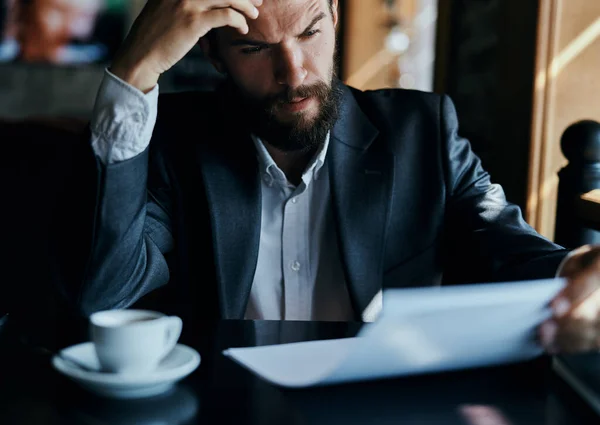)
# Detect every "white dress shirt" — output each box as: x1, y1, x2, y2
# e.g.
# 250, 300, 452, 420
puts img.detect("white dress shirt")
90, 70, 354, 321
246, 134, 354, 320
